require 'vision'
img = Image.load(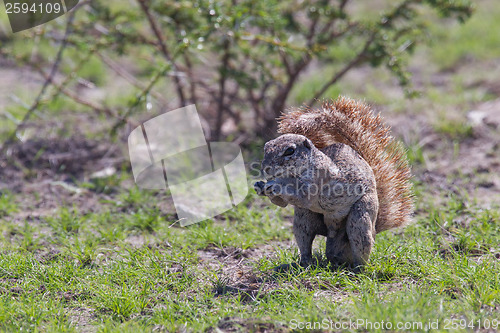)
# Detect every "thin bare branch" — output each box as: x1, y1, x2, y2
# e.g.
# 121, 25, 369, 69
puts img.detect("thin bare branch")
110, 63, 172, 133
96, 51, 169, 106
137, 0, 186, 106
308, 33, 376, 106
182, 53, 198, 106
317, 0, 352, 40
214, 38, 231, 140
33, 64, 133, 127
0, 10, 76, 156
270, 55, 311, 121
